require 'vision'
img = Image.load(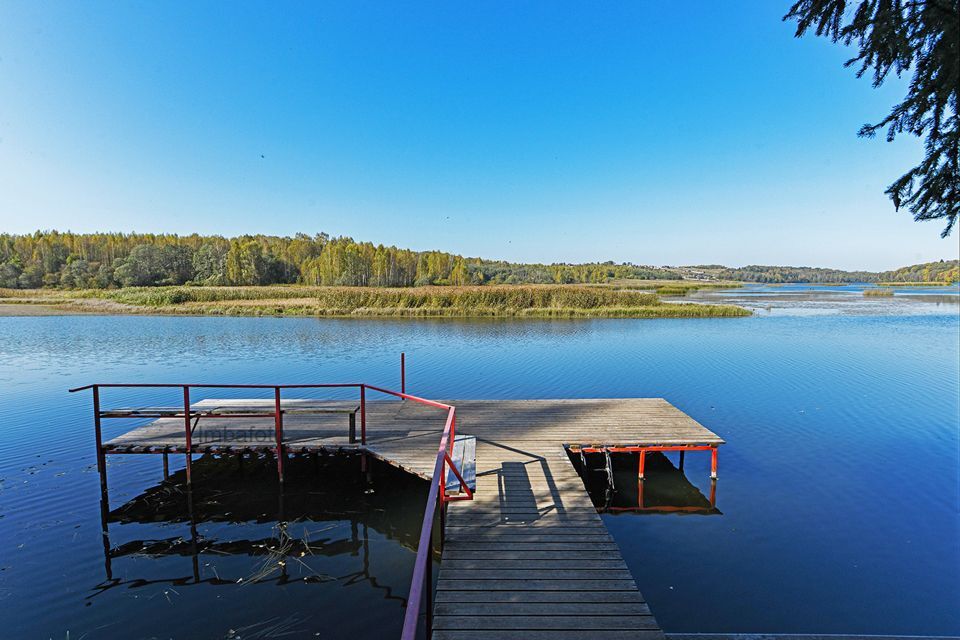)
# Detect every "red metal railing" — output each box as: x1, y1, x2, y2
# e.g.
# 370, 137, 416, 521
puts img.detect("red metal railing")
70, 377, 472, 638
69, 383, 369, 485
361, 383, 472, 639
